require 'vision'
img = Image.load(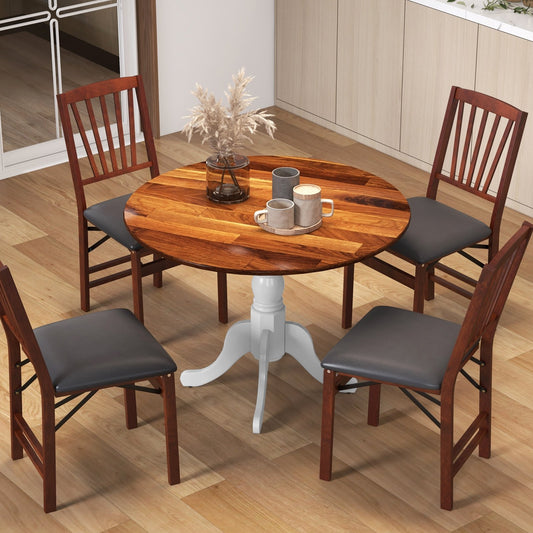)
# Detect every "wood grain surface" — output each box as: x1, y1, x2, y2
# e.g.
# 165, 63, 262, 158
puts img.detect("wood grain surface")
125, 155, 410, 275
